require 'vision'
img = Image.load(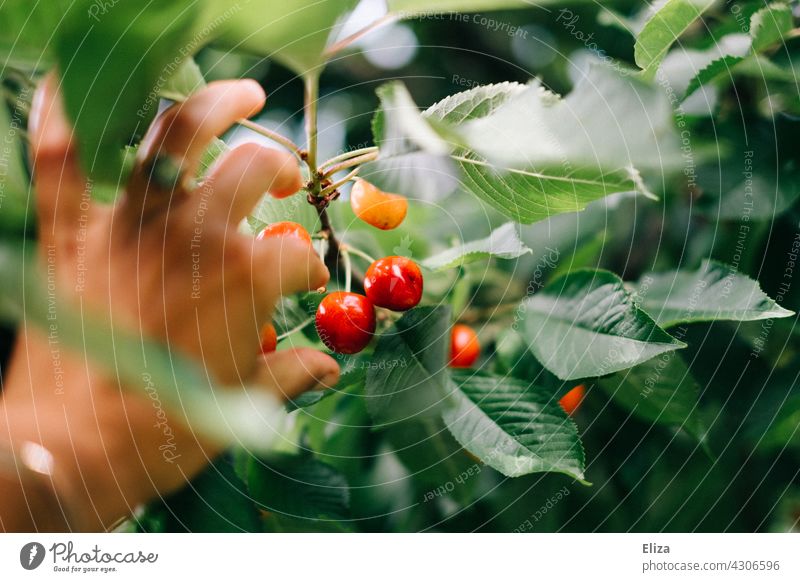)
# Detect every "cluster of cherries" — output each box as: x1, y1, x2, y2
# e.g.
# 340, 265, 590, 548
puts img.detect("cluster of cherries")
256, 178, 485, 367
